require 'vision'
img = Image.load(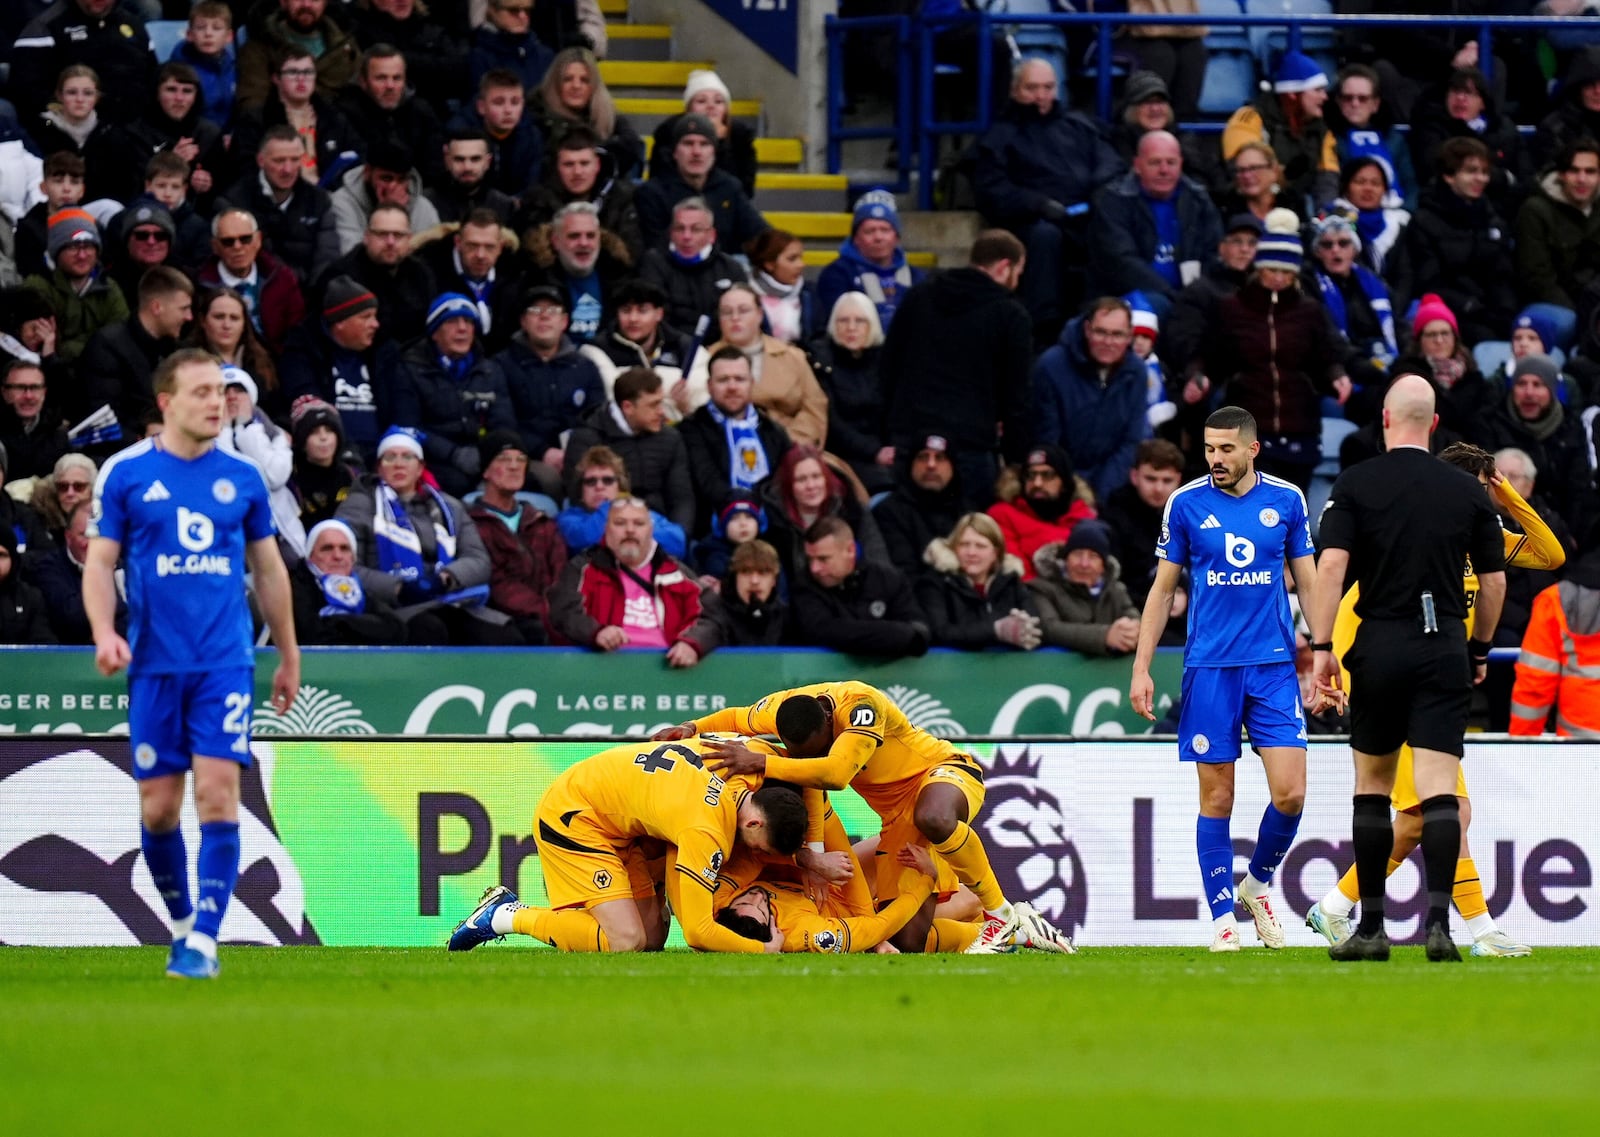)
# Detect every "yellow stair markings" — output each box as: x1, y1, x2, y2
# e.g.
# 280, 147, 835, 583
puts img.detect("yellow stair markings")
756, 172, 847, 191
607, 24, 671, 39
756, 138, 803, 164
804, 250, 937, 268
617, 96, 764, 117
765, 212, 852, 239
599, 0, 628, 15
600, 61, 714, 88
